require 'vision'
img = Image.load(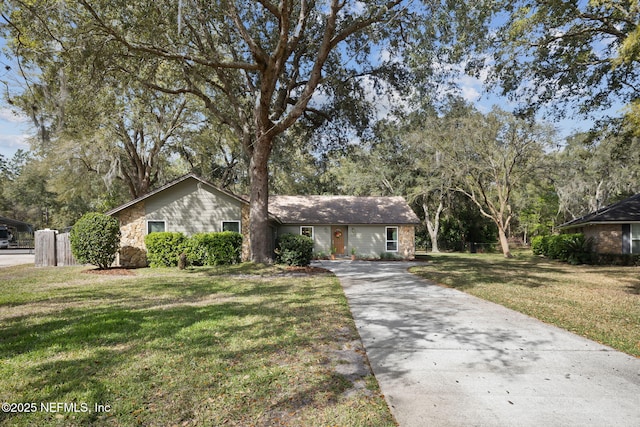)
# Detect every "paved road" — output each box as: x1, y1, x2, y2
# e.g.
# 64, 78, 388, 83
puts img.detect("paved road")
316, 260, 640, 427
0, 249, 35, 268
